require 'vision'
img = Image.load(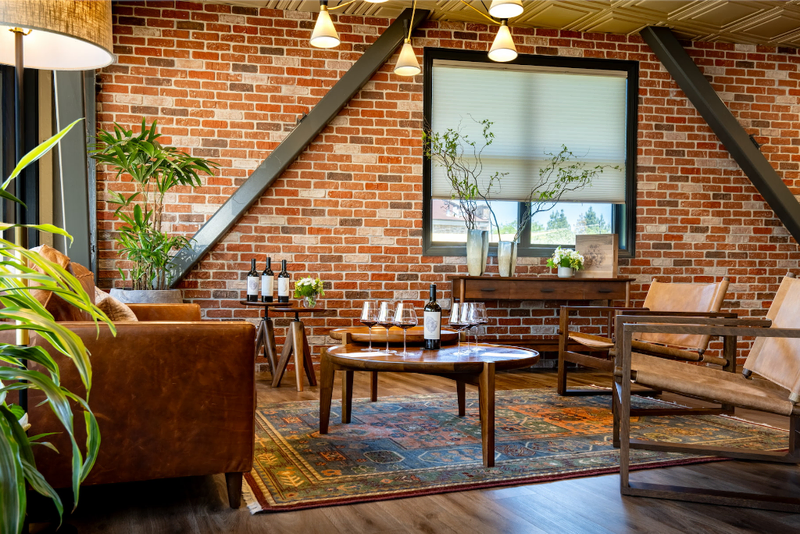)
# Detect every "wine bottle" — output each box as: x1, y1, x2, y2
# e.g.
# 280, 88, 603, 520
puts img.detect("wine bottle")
423, 284, 442, 349
246, 258, 259, 302
261, 257, 274, 302
277, 259, 290, 303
